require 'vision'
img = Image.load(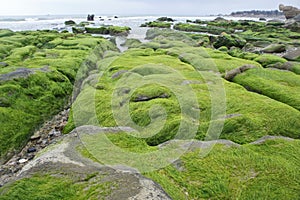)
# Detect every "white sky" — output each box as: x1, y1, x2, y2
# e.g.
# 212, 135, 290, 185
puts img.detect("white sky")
0, 0, 300, 16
